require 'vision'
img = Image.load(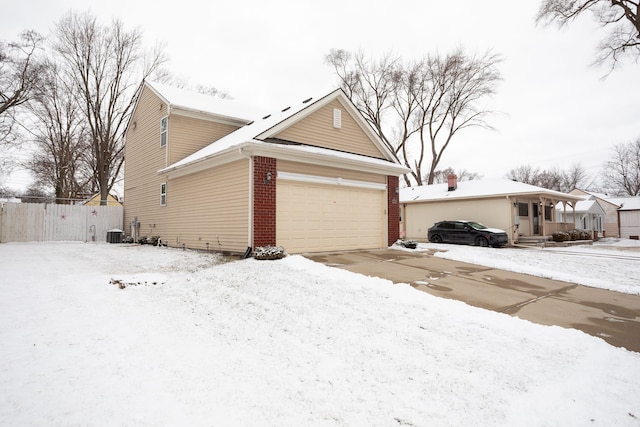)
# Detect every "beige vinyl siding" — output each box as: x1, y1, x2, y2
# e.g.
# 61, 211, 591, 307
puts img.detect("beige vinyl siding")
277, 160, 385, 184
403, 198, 513, 242
124, 86, 169, 236
273, 99, 384, 159
159, 160, 250, 253
168, 115, 239, 165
